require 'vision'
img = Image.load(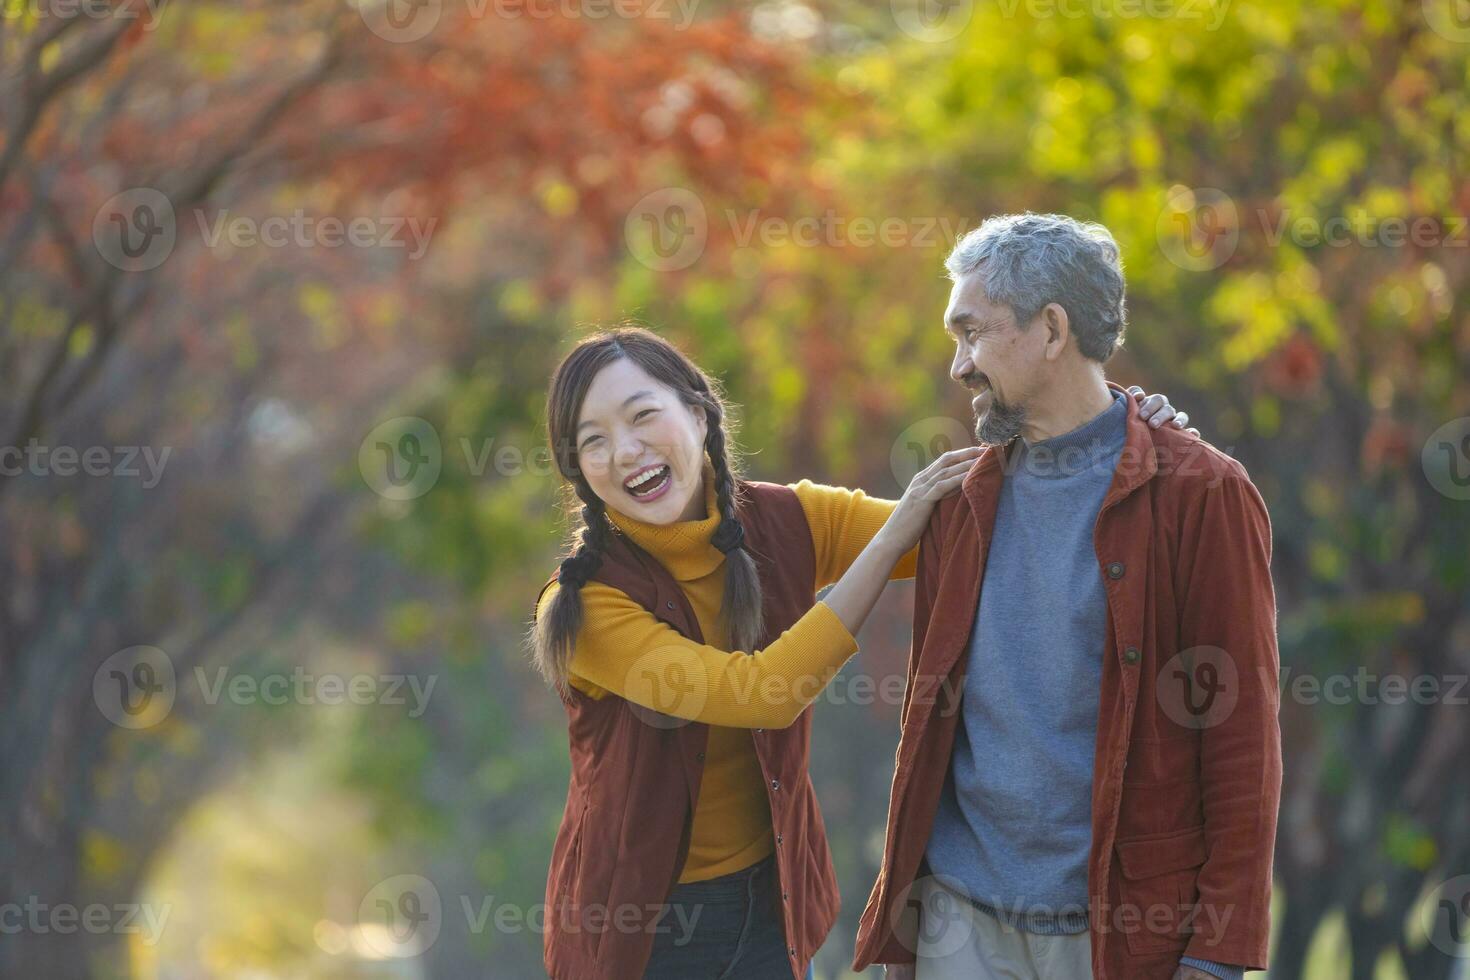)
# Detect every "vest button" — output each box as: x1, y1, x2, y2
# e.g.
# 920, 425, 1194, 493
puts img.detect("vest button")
776, 834, 783, 845
782, 892, 789, 902
1124, 646, 1140, 664
696, 751, 705, 760
789, 946, 796, 958
770, 778, 780, 790
1106, 561, 1125, 579
754, 728, 764, 734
